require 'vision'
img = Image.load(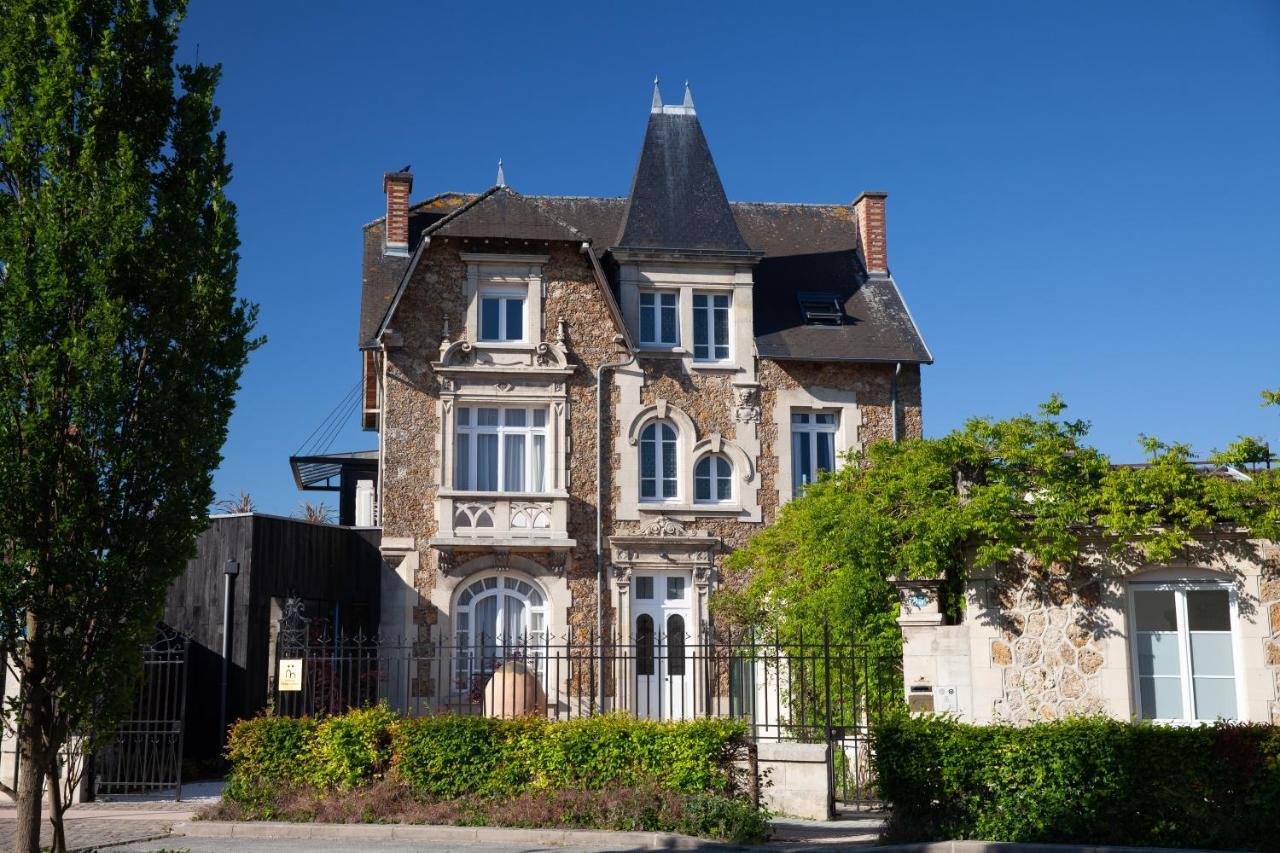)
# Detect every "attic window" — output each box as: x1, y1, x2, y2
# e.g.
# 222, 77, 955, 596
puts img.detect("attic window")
798, 292, 842, 326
